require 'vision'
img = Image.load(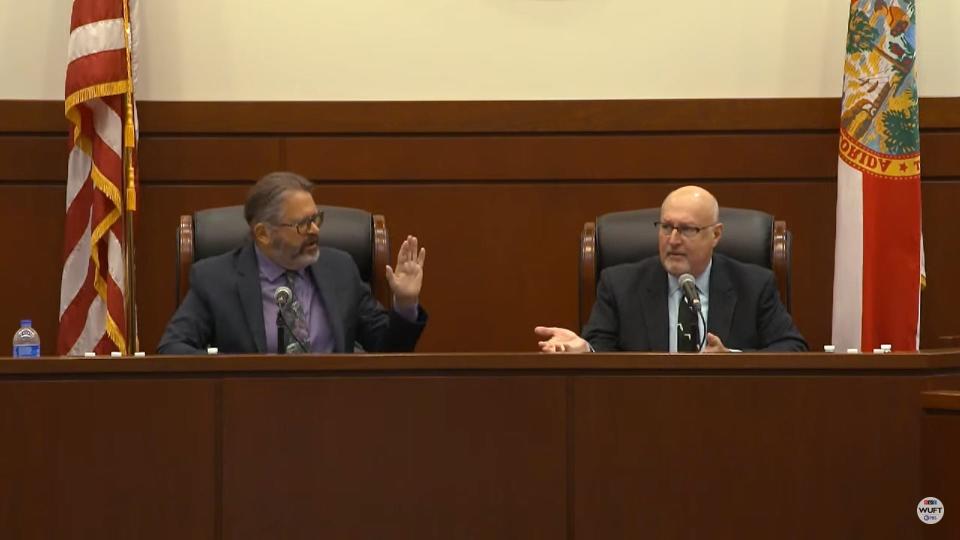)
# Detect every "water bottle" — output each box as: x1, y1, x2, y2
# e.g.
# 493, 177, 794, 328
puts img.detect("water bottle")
12, 319, 40, 358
